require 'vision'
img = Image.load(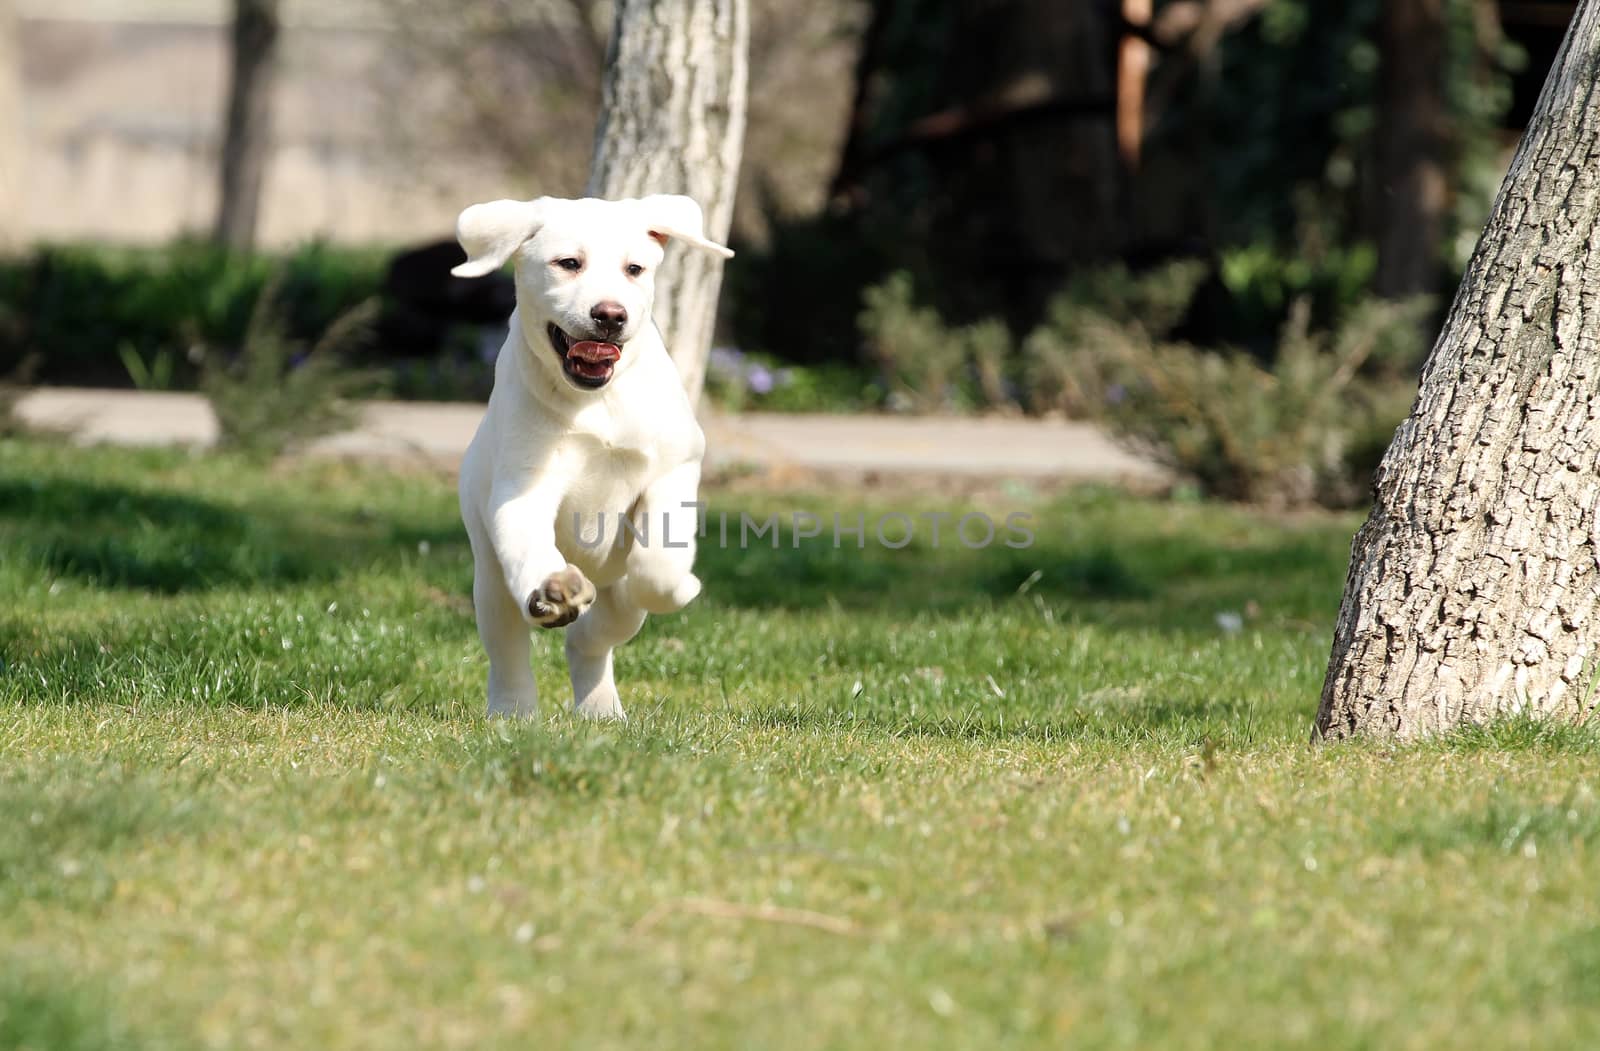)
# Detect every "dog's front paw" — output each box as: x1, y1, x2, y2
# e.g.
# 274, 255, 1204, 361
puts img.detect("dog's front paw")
526, 565, 596, 628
